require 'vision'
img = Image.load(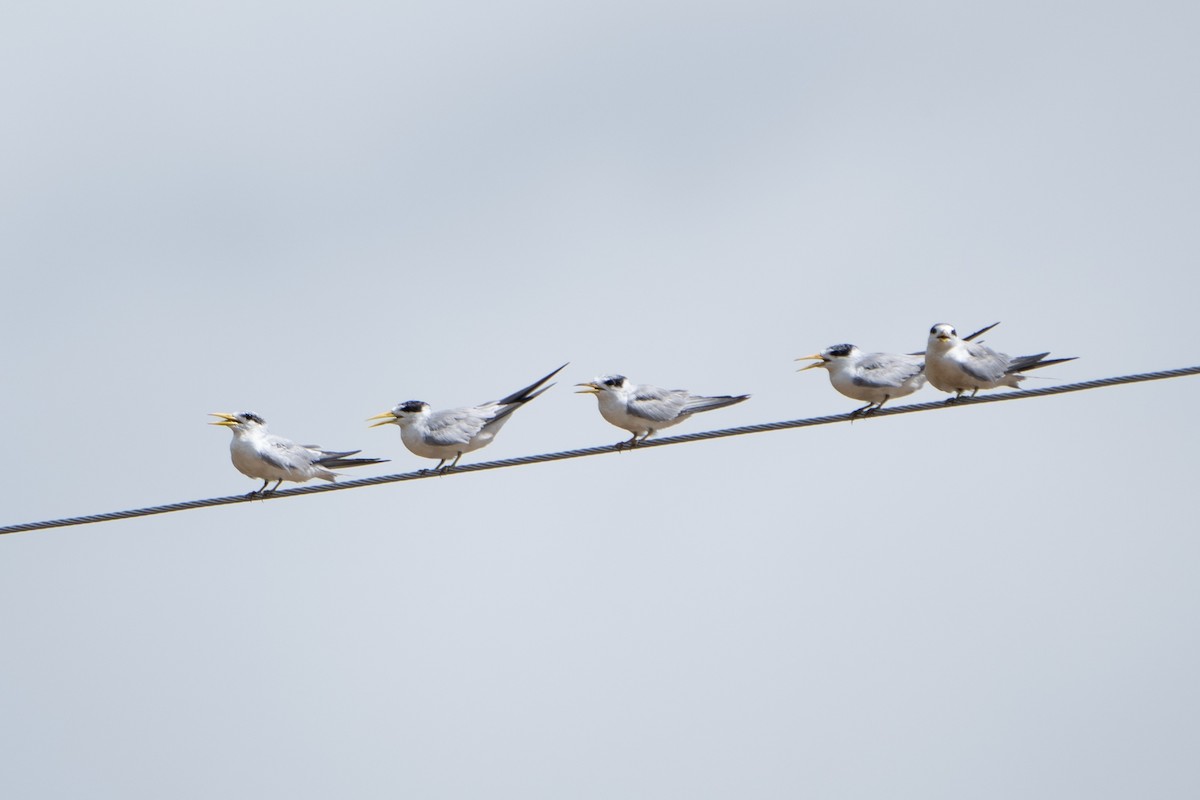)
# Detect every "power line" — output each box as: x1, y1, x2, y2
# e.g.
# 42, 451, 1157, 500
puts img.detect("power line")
3, 364, 1198, 536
